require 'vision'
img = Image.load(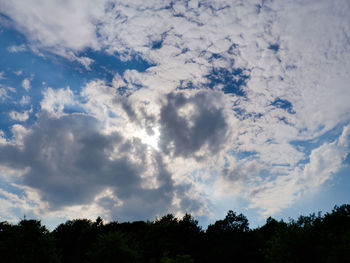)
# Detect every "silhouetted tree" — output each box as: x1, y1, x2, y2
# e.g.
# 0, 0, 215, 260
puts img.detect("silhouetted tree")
207, 210, 249, 234
205, 211, 250, 262
53, 219, 101, 263
1, 204, 349, 263
87, 231, 137, 263
264, 206, 350, 263
0, 219, 58, 263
